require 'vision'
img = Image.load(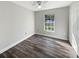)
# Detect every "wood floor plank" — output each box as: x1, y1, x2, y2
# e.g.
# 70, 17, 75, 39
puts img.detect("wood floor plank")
0, 34, 77, 58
